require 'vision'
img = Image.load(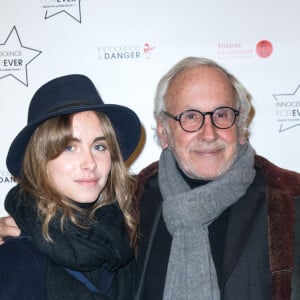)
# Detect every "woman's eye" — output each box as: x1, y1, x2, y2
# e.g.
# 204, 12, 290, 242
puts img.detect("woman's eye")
94, 144, 106, 151
65, 145, 75, 152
